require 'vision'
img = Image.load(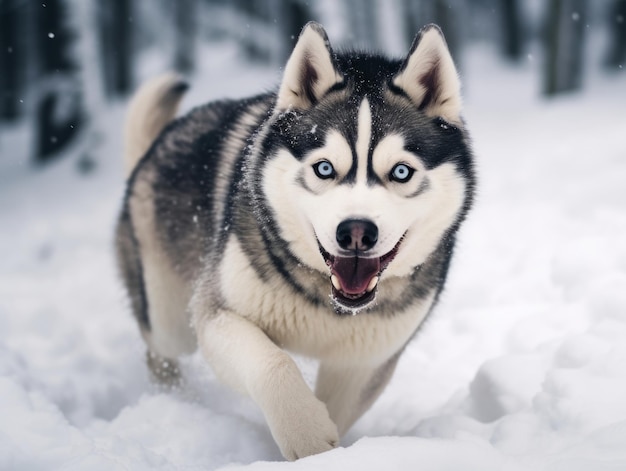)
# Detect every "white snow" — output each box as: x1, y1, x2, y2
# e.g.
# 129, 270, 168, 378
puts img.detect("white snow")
1, 38, 626, 470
